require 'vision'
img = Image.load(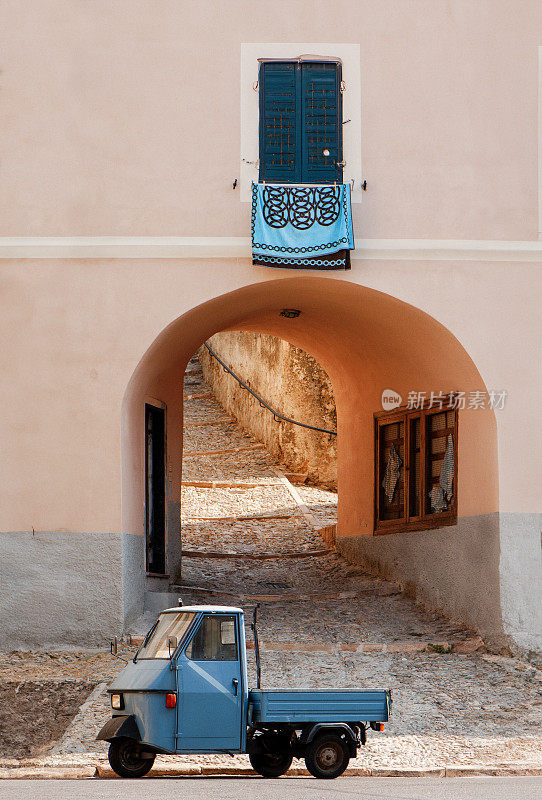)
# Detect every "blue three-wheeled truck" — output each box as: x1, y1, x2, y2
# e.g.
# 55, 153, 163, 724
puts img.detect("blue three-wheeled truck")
98, 604, 391, 779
